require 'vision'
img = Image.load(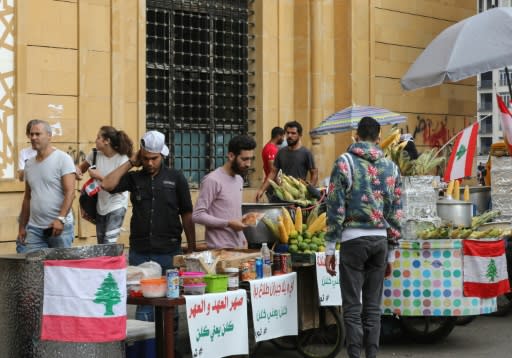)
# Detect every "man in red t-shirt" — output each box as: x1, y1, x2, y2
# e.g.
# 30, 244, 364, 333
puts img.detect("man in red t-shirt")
262, 126, 285, 178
